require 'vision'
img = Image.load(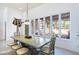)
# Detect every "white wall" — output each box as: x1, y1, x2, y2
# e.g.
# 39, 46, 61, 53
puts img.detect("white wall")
28, 3, 79, 53
1, 7, 25, 41
29, 3, 73, 19
70, 8, 79, 52
0, 8, 4, 40
7, 8, 25, 41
